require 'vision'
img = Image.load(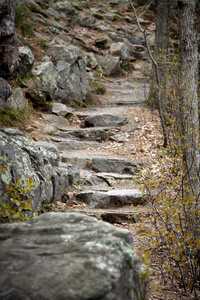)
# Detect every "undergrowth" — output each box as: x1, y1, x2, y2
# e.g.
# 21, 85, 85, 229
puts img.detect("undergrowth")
0, 107, 29, 126
136, 148, 200, 298
0, 156, 36, 223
